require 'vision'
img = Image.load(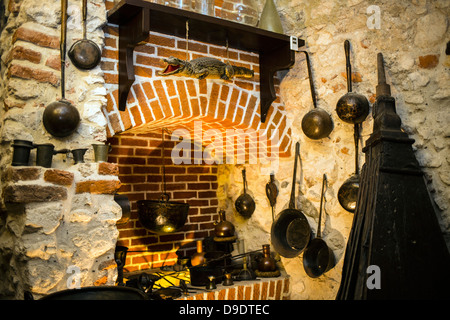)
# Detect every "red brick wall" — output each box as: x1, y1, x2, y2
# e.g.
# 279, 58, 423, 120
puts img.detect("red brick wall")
102, 2, 293, 271
108, 132, 219, 272
101, 22, 293, 157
